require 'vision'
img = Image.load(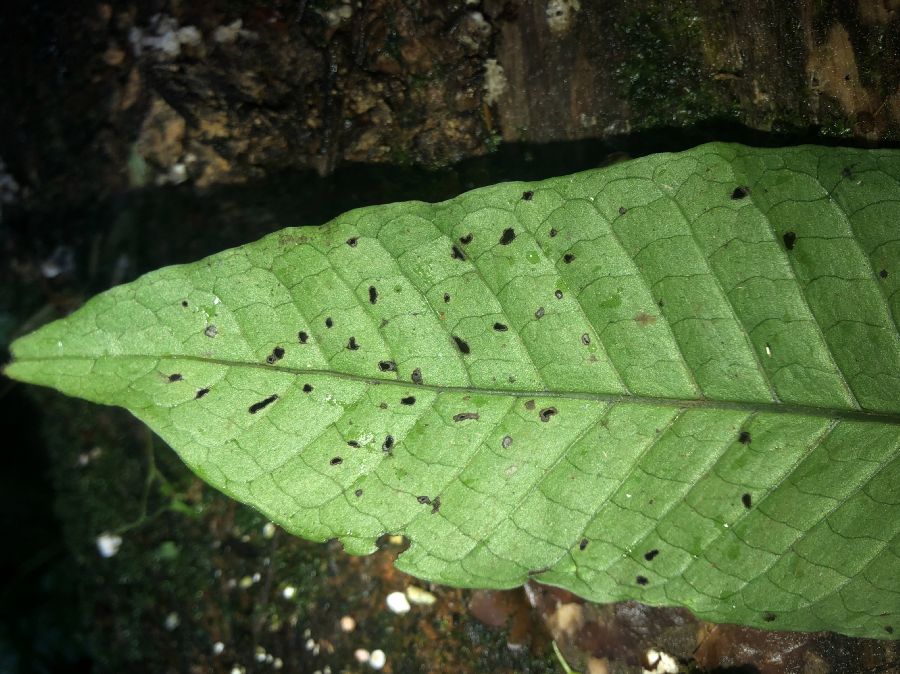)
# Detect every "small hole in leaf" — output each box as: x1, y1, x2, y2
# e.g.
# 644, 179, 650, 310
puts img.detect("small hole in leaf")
347, 336, 360, 350
534, 307, 545, 319
763, 612, 777, 622
783, 231, 796, 251
302, 383, 313, 393
880, 269, 888, 279
522, 190, 534, 201
554, 290, 563, 300
204, 325, 218, 338
579, 538, 588, 550
563, 252, 575, 263
181, 300, 188, 307
549, 227, 558, 237
411, 368, 423, 384
460, 233, 473, 245
453, 412, 480, 422
382, 435, 394, 453
581, 333, 591, 345
266, 346, 285, 364
451, 245, 466, 260
298, 331, 309, 343
742, 493, 752, 508
417, 495, 432, 504
249, 395, 278, 413
325, 317, 334, 328
347, 440, 360, 448
499, 228, 516, 245
453, 335, 470, 354
539, 407, 557, 422
195, 388, 210, 399
636, 575, 649, 586
644, 549, 659, 561
731, 186, 750, 199
493, 322, 508, 332
618, 206, 627, 215
369, 286, 378, 304
443, 293, 451, 303
501, 435, 512, 449
354, 488, 363, 497
168, 373, 183, 382
330, 457, 343, 466
379, 360, 397, 372
739, 431, 752, 444
346, 237, 358, 247
400, 396, 416, 405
